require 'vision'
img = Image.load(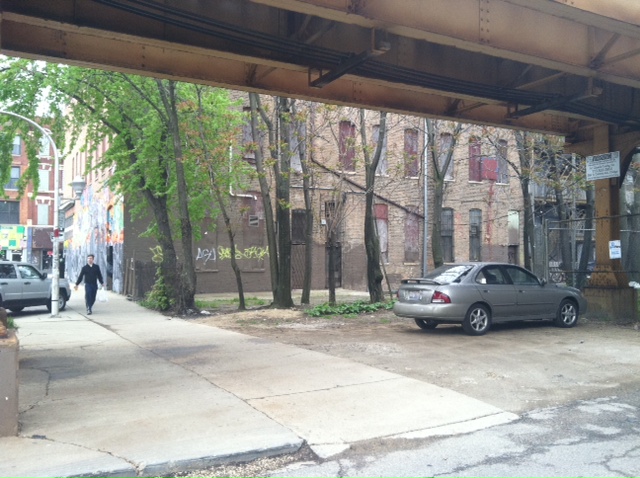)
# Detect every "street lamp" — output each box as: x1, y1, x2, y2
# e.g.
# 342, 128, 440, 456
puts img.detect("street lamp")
0, 110, 64, 316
